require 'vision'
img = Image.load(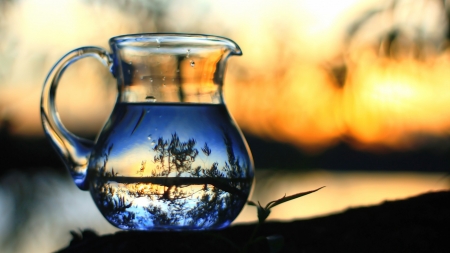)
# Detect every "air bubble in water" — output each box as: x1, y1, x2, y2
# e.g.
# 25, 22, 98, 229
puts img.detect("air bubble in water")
190, 60, 195, 67
156, 39, 160, 48
147, 135, 152, 140
145, 96, 156, 102
162, 77, 165, 81
150, 78, 153, 82
186, 49, 190, 58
